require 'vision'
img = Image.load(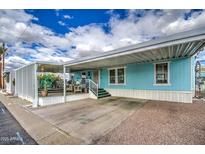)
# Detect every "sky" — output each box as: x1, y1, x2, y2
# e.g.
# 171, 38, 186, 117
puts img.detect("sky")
0, 9, 205, 70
